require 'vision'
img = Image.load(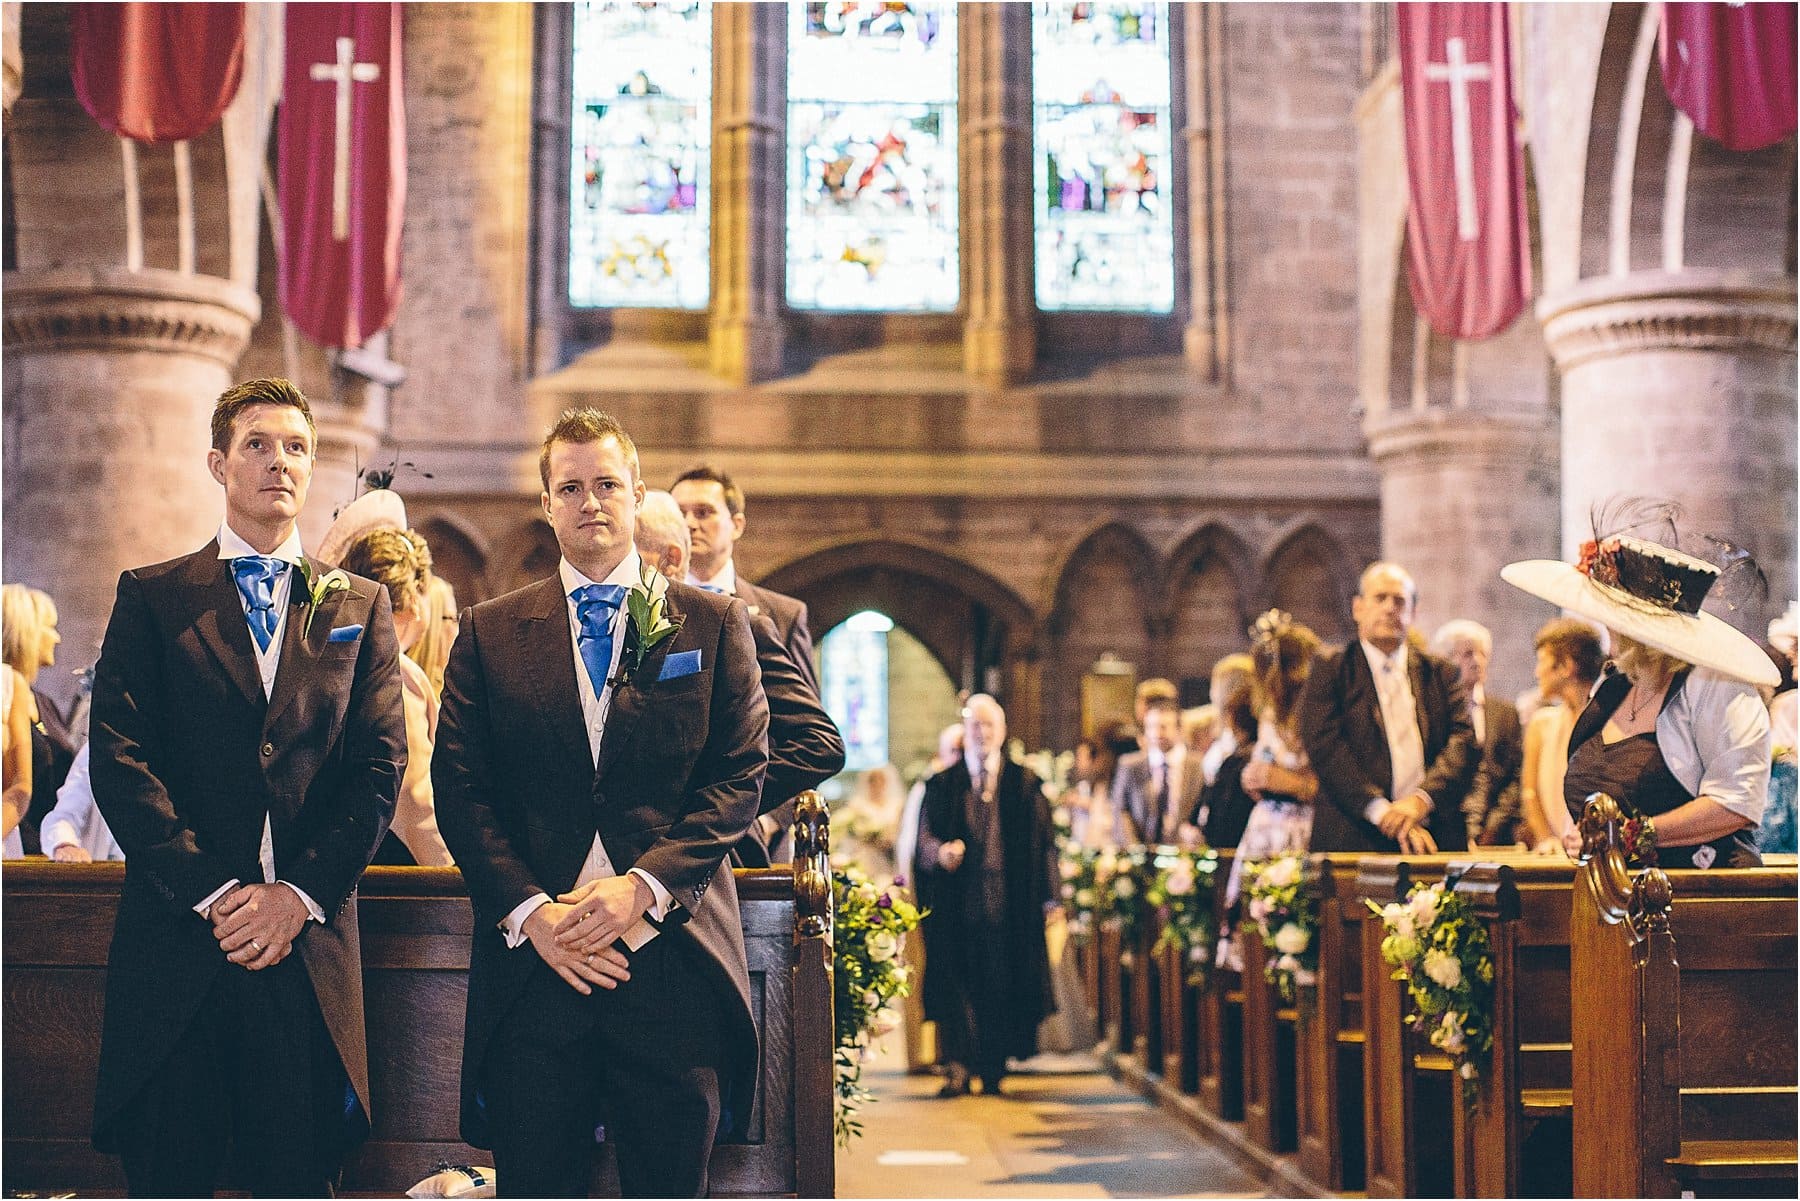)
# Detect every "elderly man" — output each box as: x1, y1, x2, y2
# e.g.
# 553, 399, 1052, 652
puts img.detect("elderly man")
1432, 619, 1524, 846
1300, 562, 1477, 854
636, 490, 843, 864
914, 695, 1056, 1098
